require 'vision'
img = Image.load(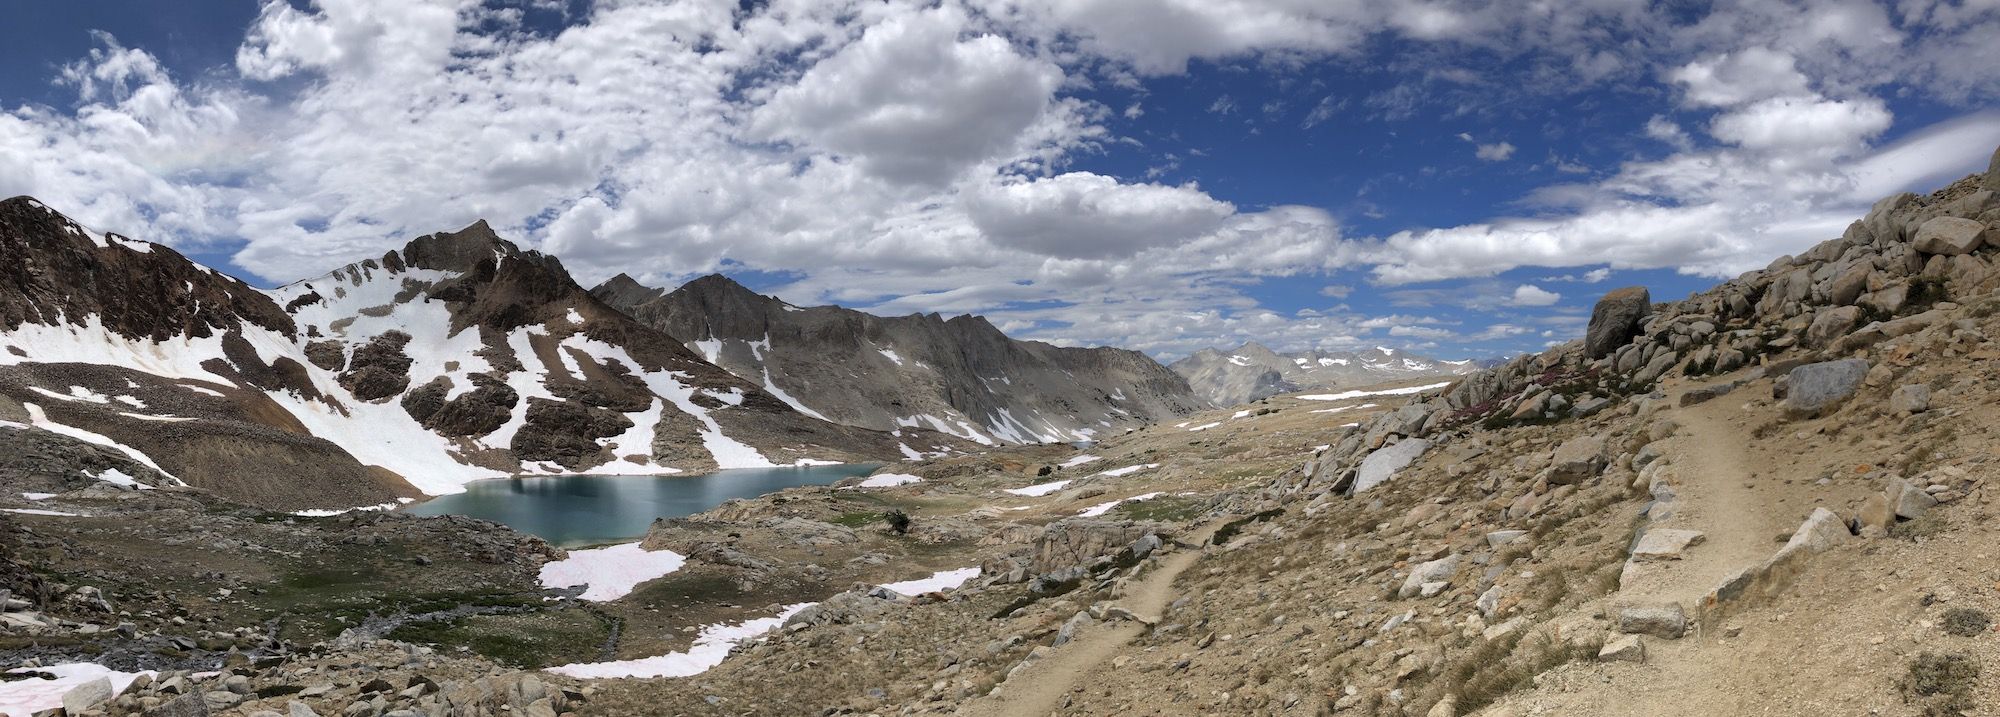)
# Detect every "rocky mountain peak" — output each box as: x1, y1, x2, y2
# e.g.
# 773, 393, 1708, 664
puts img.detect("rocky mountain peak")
398, 219, 524, 273
592, 273, 665, 307
0, 195, 294, 340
